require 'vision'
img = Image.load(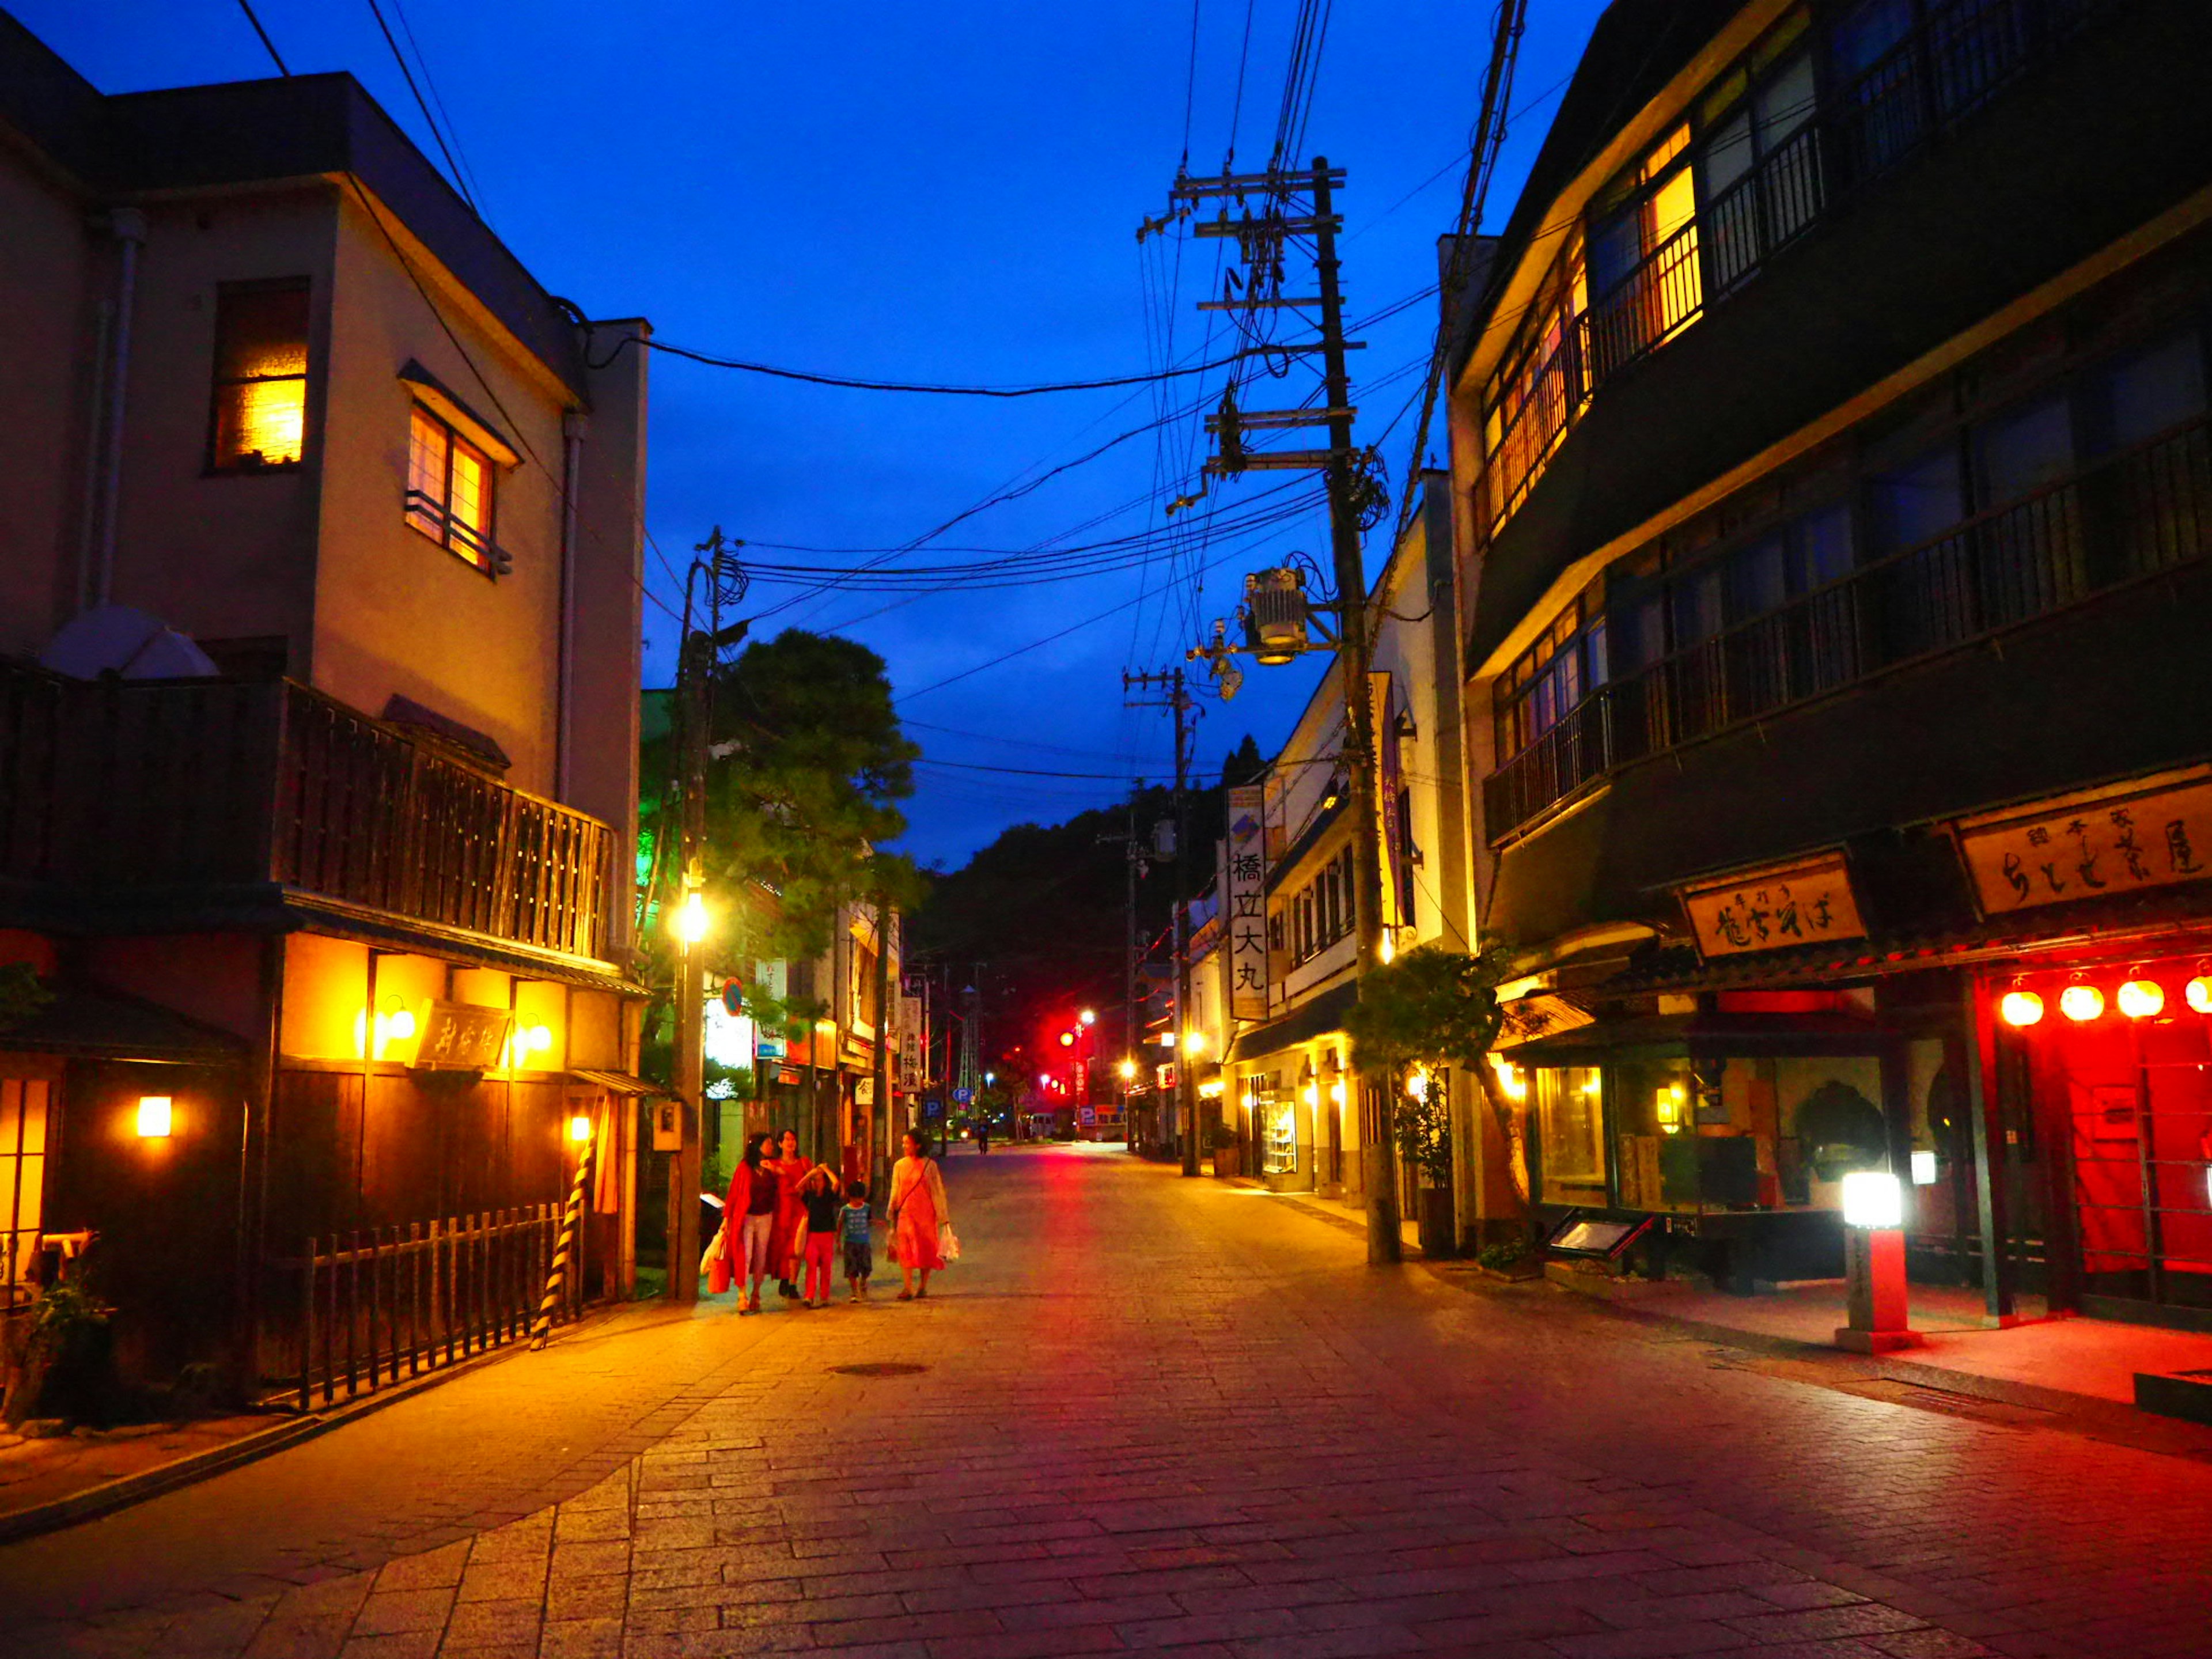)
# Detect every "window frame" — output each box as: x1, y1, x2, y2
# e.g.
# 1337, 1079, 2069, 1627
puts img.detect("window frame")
206, 276, 312, 475
406, 402, 503, 575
